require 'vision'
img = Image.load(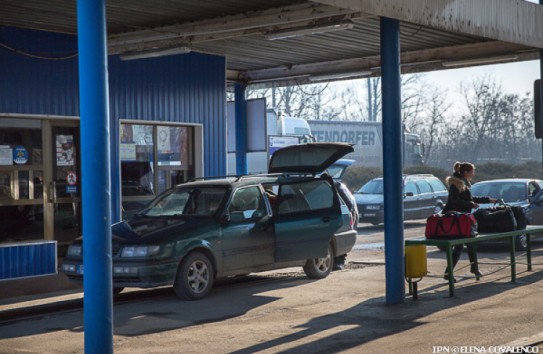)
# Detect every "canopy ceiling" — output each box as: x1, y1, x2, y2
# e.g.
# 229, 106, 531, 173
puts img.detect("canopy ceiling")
2, 0, 542, 86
